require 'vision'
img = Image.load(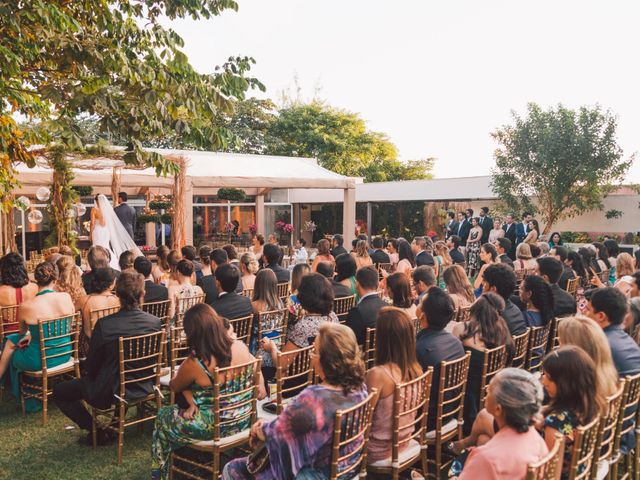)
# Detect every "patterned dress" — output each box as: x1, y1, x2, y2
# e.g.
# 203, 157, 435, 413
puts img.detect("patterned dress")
223, 385, 368, 480
545, 409, 580, 479
151, 358, 254, 480
466, 230, 481, 273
